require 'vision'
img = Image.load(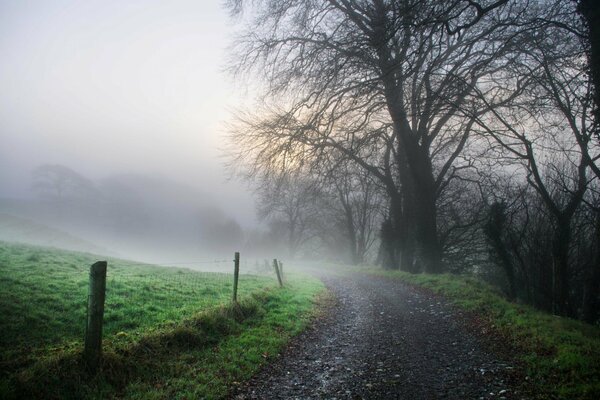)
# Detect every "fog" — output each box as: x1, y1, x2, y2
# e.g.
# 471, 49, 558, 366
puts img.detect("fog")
0, 1, 261, 261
